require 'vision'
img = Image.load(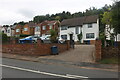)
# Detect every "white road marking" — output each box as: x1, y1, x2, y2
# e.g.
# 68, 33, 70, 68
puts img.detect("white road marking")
0, 64, 88, 79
